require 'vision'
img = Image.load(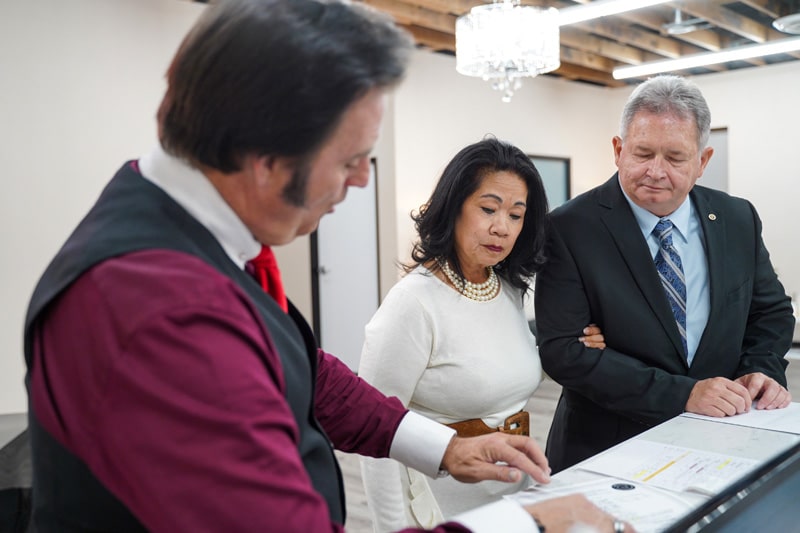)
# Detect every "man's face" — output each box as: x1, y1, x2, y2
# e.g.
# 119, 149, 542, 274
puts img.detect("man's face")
613, 110, 713, 218
237, 89, 385, 246
292, 89, 384, 237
